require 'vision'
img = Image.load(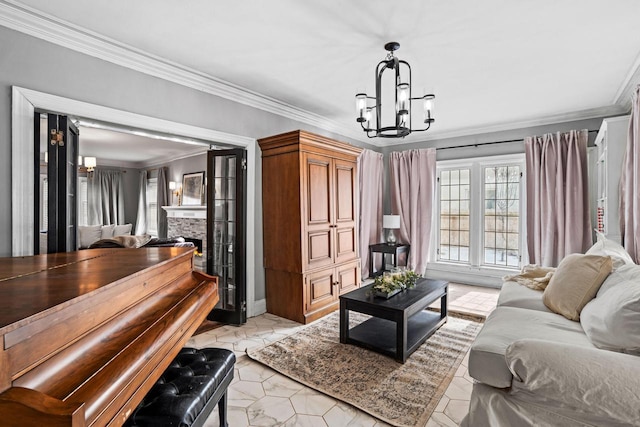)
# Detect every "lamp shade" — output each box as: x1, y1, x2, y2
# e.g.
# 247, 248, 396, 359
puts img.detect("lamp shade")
383, 215, 401, 229
169, 181, 177, 190
84, 157, 97, 169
